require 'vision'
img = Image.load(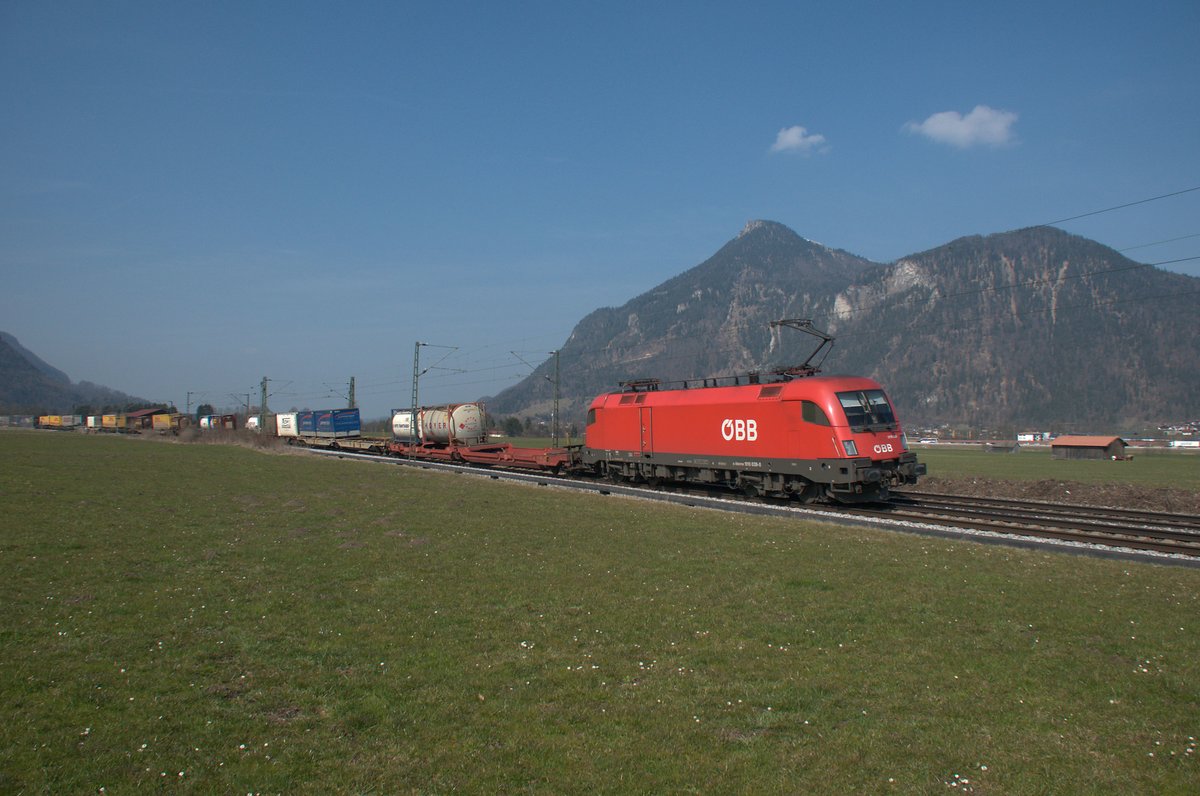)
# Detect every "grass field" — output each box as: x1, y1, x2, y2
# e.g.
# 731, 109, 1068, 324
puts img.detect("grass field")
2, 431, 1198, 793
914, 445, 1200, 491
